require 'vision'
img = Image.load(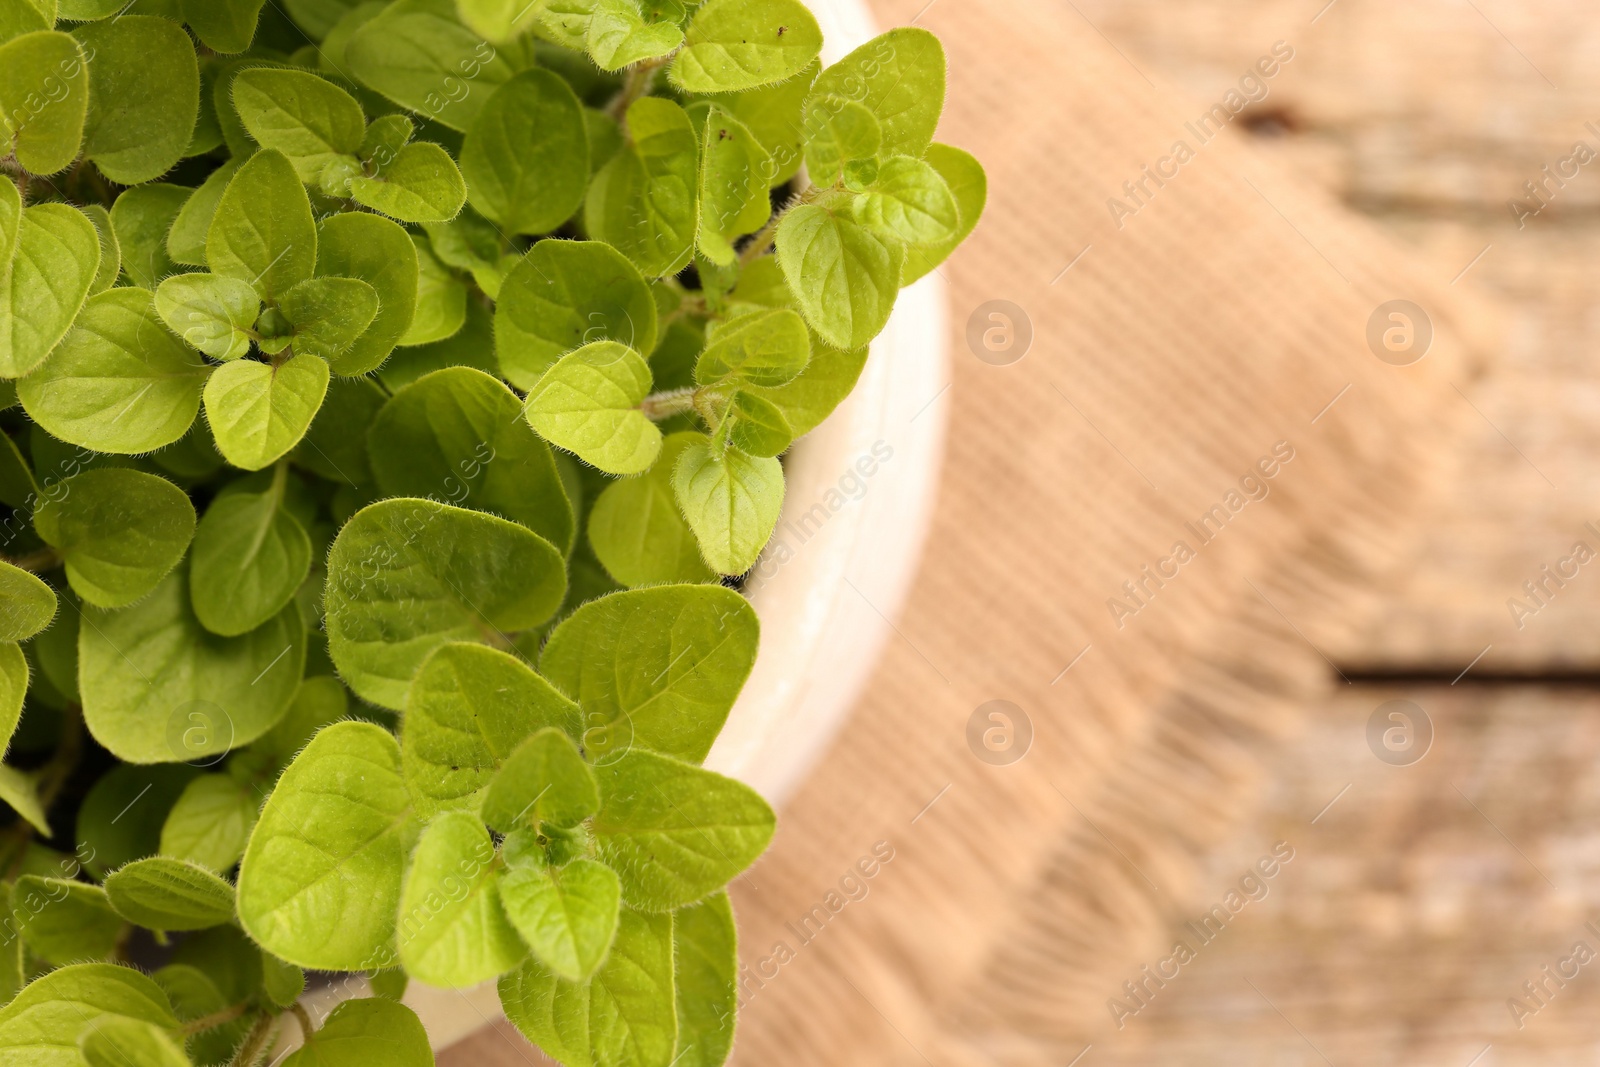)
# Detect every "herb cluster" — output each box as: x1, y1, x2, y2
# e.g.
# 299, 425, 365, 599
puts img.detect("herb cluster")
0, 0, 984, 1064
